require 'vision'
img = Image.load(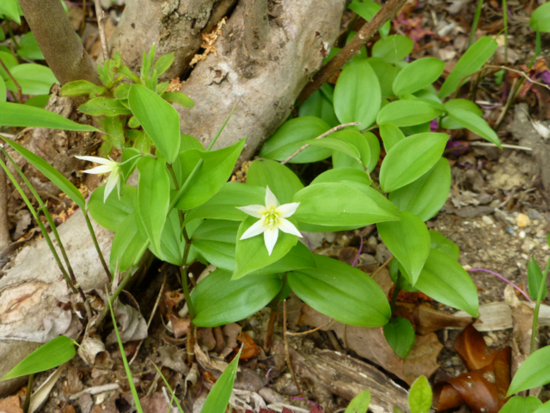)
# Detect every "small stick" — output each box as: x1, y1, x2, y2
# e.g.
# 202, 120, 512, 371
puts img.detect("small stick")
371, 255, 393, 278
0, 59, 22, 102
494, 77, 519, 130
485, 64, 550, 92
0, 151, 10, 251
286, 318, 335, 336
281, 122, 360, 165
283, 300, 306, 400
93, 0, 109, 60
470, 141, 532, 152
